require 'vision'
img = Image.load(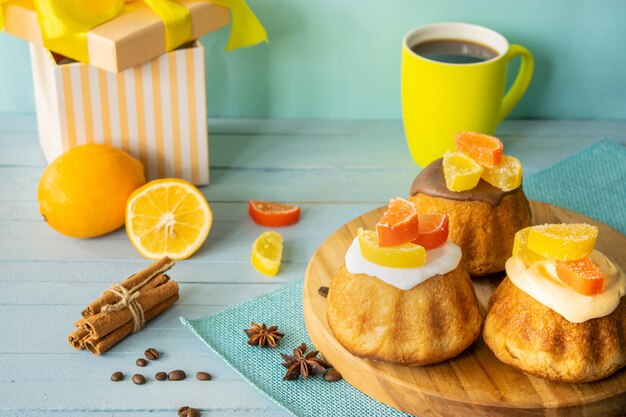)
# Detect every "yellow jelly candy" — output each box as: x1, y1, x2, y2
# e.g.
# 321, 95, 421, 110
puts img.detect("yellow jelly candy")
358, 228, 426, 268
527, 223, 598, 261
481, 155, 523, 192
512, 227, 547, 265
251, 231, 283, 276
442, 151, 484, 192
